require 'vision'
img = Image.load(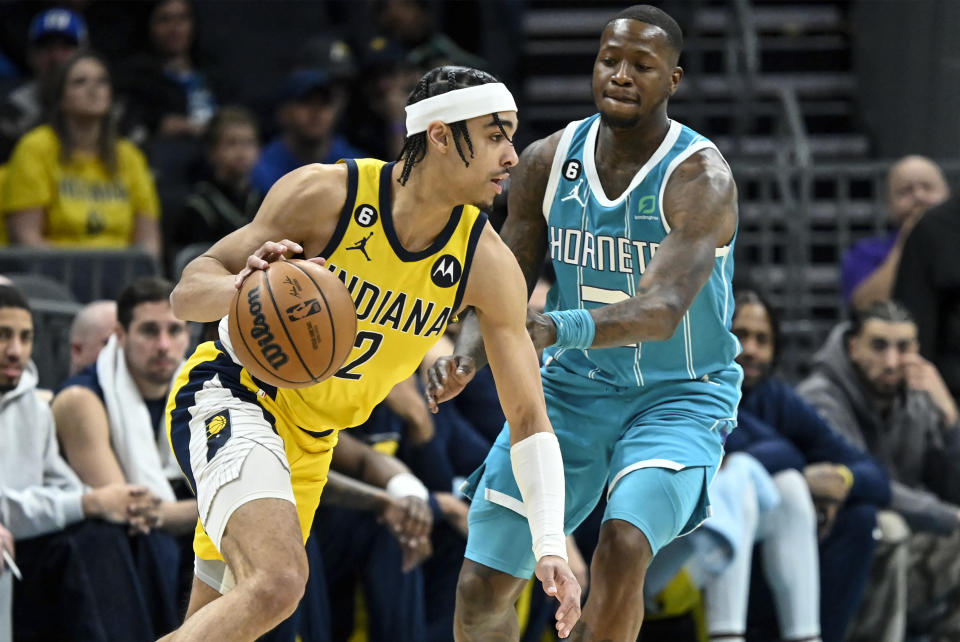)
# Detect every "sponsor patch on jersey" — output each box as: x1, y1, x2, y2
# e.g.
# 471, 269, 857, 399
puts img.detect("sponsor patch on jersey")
430, 254, 462, 288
